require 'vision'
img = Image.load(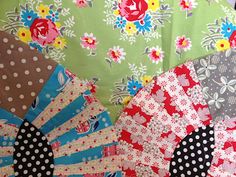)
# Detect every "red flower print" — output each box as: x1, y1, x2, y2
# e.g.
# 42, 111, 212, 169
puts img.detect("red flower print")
51, 141, 61, 150
30, 18, 59, 46
229, 30, 236, 47
119, 0, 148, 22
76, 121, 91, 134
75, 0, 88, 8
